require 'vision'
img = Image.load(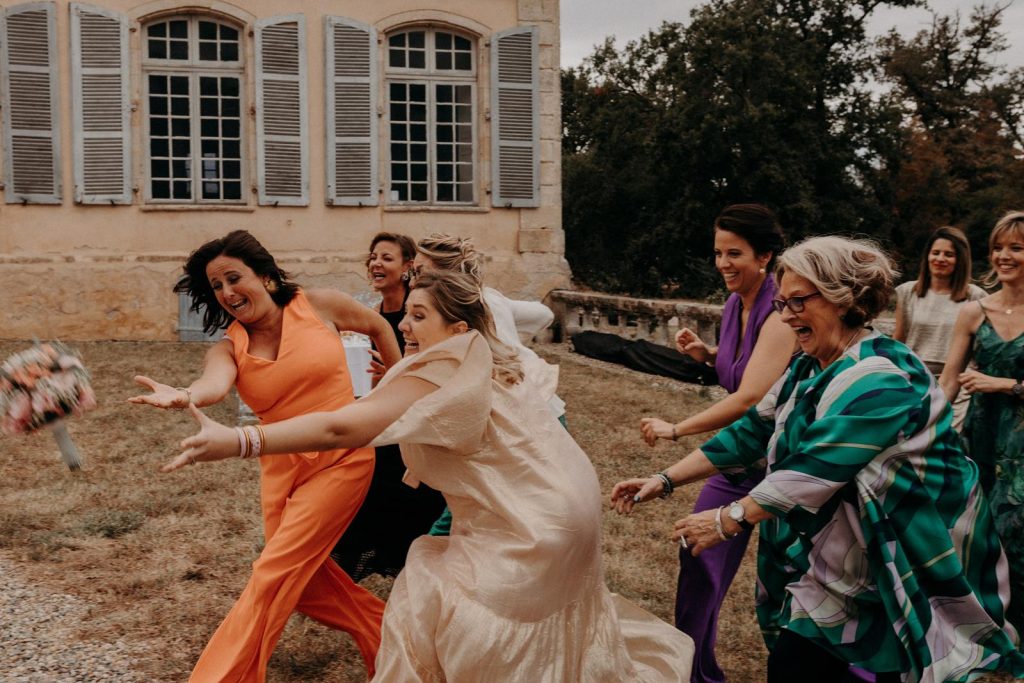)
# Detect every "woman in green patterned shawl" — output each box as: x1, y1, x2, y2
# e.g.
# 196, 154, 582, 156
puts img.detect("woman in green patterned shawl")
612, 236, 1024, 683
